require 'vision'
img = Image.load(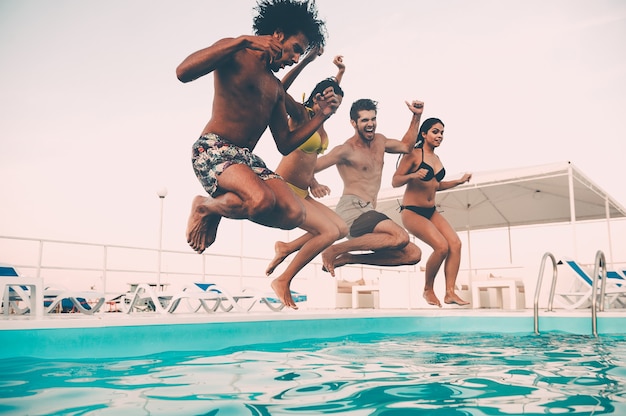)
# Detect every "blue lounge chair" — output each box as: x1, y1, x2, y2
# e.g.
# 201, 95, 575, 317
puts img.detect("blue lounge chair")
556, 258, 626, 309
